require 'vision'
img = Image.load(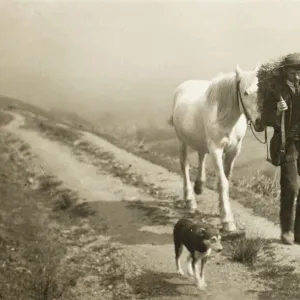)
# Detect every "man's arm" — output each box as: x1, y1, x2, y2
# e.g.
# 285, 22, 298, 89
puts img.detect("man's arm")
263, 90, 283, 128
